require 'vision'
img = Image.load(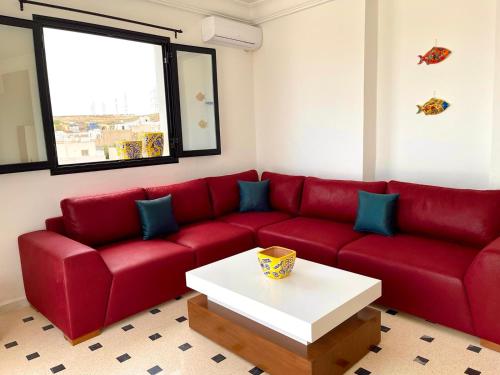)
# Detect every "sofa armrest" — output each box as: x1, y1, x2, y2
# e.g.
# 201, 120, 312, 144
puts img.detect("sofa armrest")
464, 237, 500, 344
18, 230, 112, 340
